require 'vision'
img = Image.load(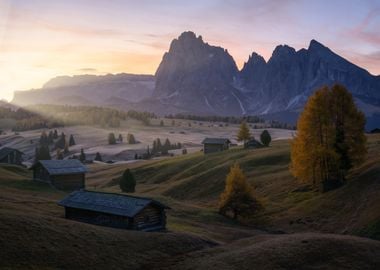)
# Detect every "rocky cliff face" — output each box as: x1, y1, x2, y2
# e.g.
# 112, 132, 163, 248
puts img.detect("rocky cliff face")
239, 40, 380, 114
154, 31, 245, 115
